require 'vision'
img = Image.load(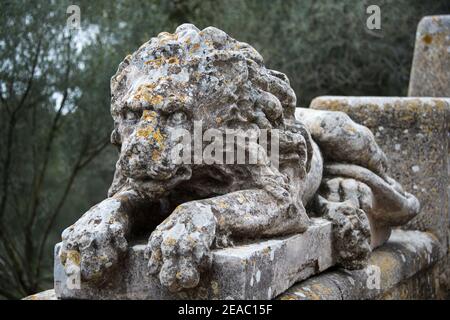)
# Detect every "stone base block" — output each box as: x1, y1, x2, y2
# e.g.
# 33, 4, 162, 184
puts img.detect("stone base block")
54, 218, 334, 300
278, 229, 441, 300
